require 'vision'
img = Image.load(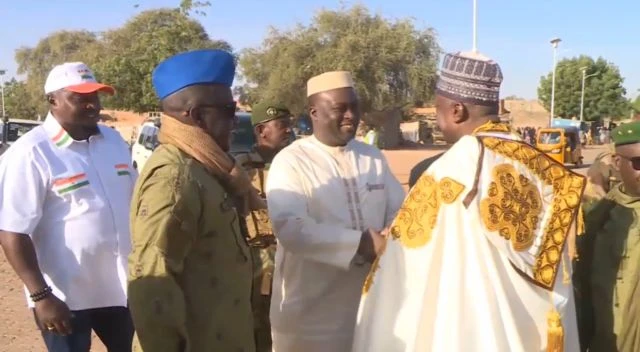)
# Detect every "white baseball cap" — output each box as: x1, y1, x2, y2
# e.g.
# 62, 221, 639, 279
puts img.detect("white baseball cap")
44, 62, 115, 95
